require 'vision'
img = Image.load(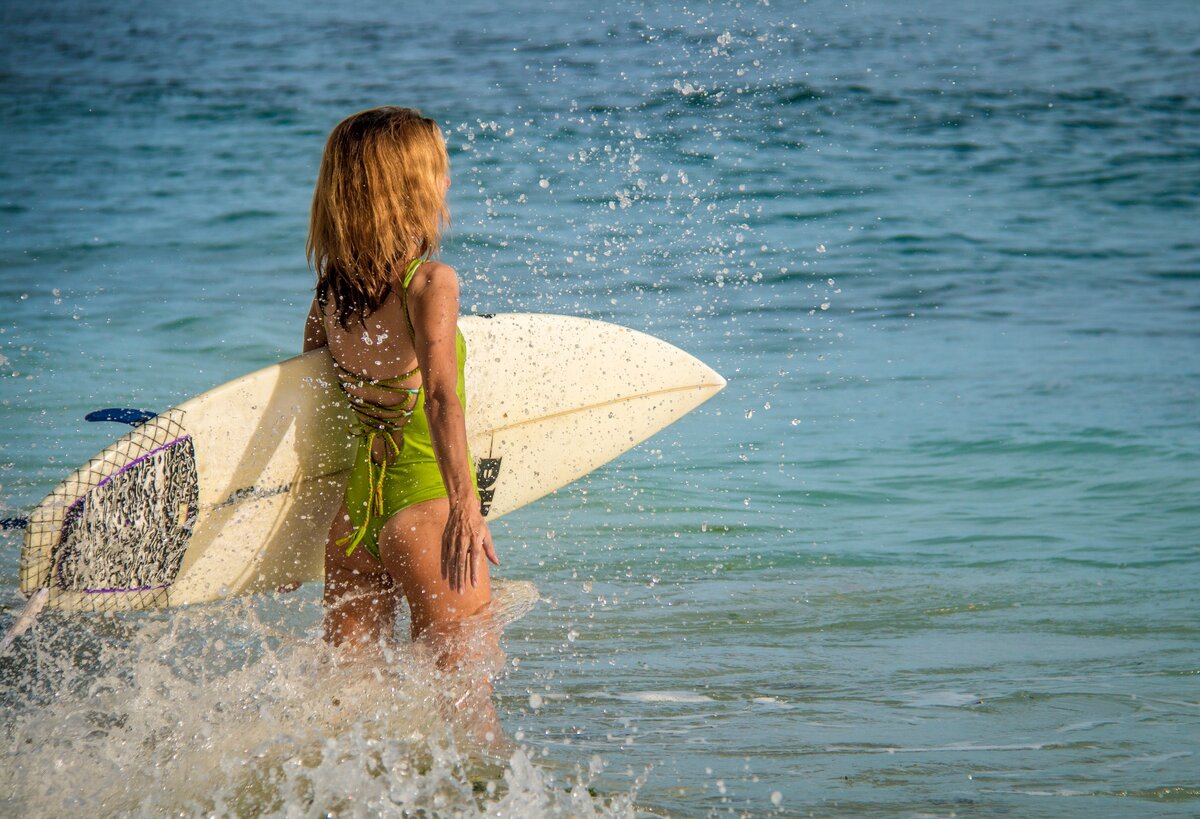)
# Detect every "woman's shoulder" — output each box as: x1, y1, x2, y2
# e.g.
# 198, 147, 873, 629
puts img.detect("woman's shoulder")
405, 259, 460, 296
